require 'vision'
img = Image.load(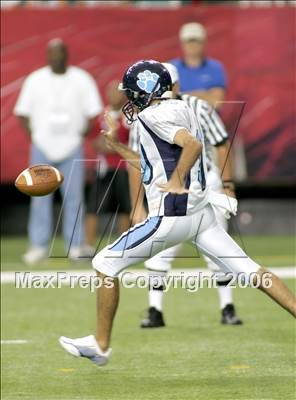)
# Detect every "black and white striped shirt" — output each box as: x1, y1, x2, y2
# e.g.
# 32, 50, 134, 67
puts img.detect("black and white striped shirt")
181, 94, 228, 169
129, 95, 228, 170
